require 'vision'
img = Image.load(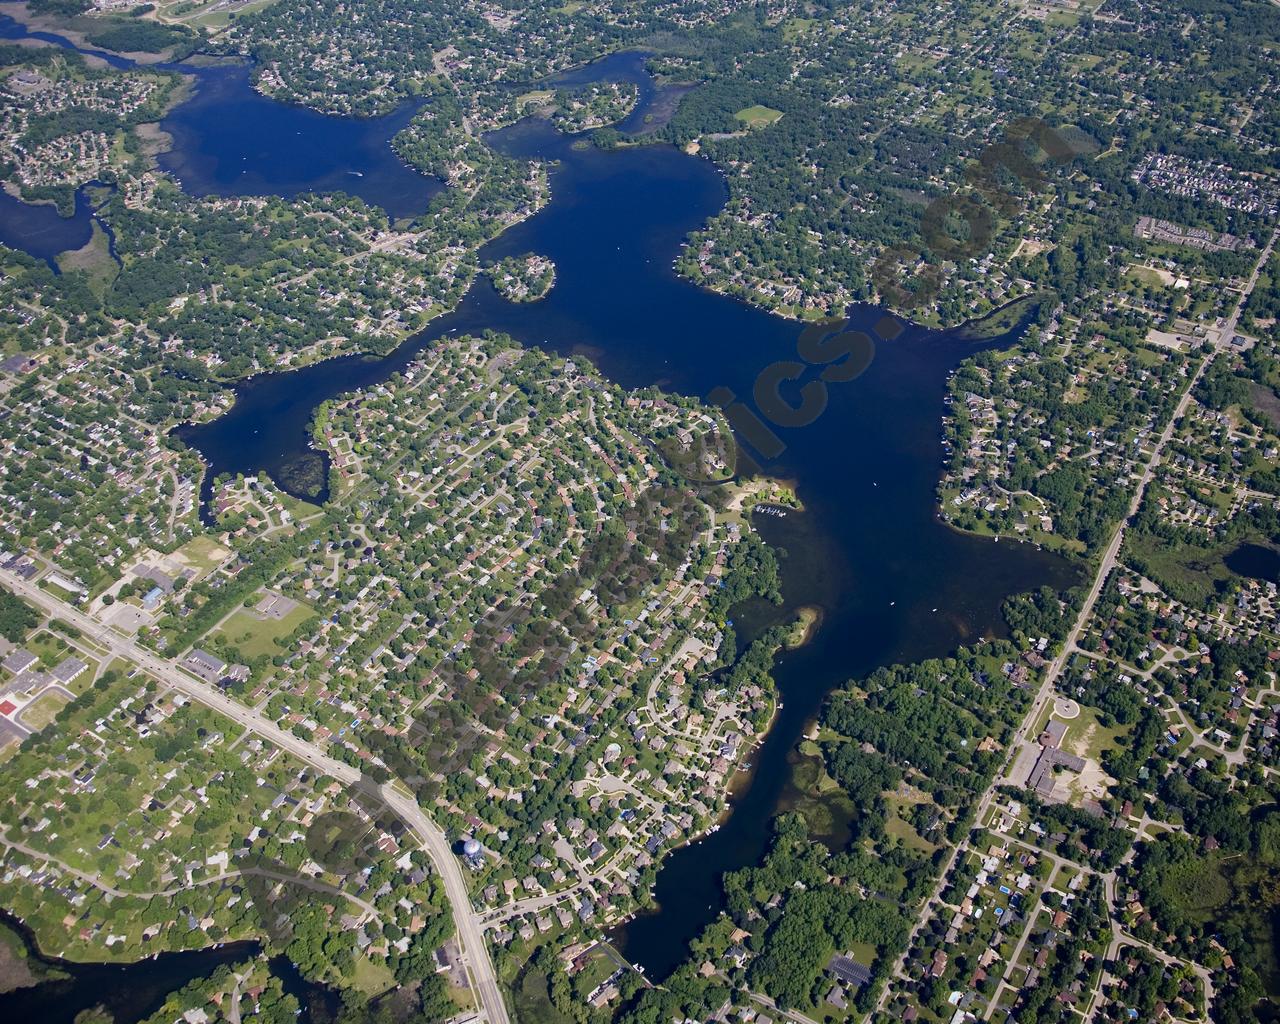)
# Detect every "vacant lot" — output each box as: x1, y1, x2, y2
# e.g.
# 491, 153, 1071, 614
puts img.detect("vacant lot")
19, 690, 70, 731
512, 967, 573, 1024
174, 535, 232, 575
